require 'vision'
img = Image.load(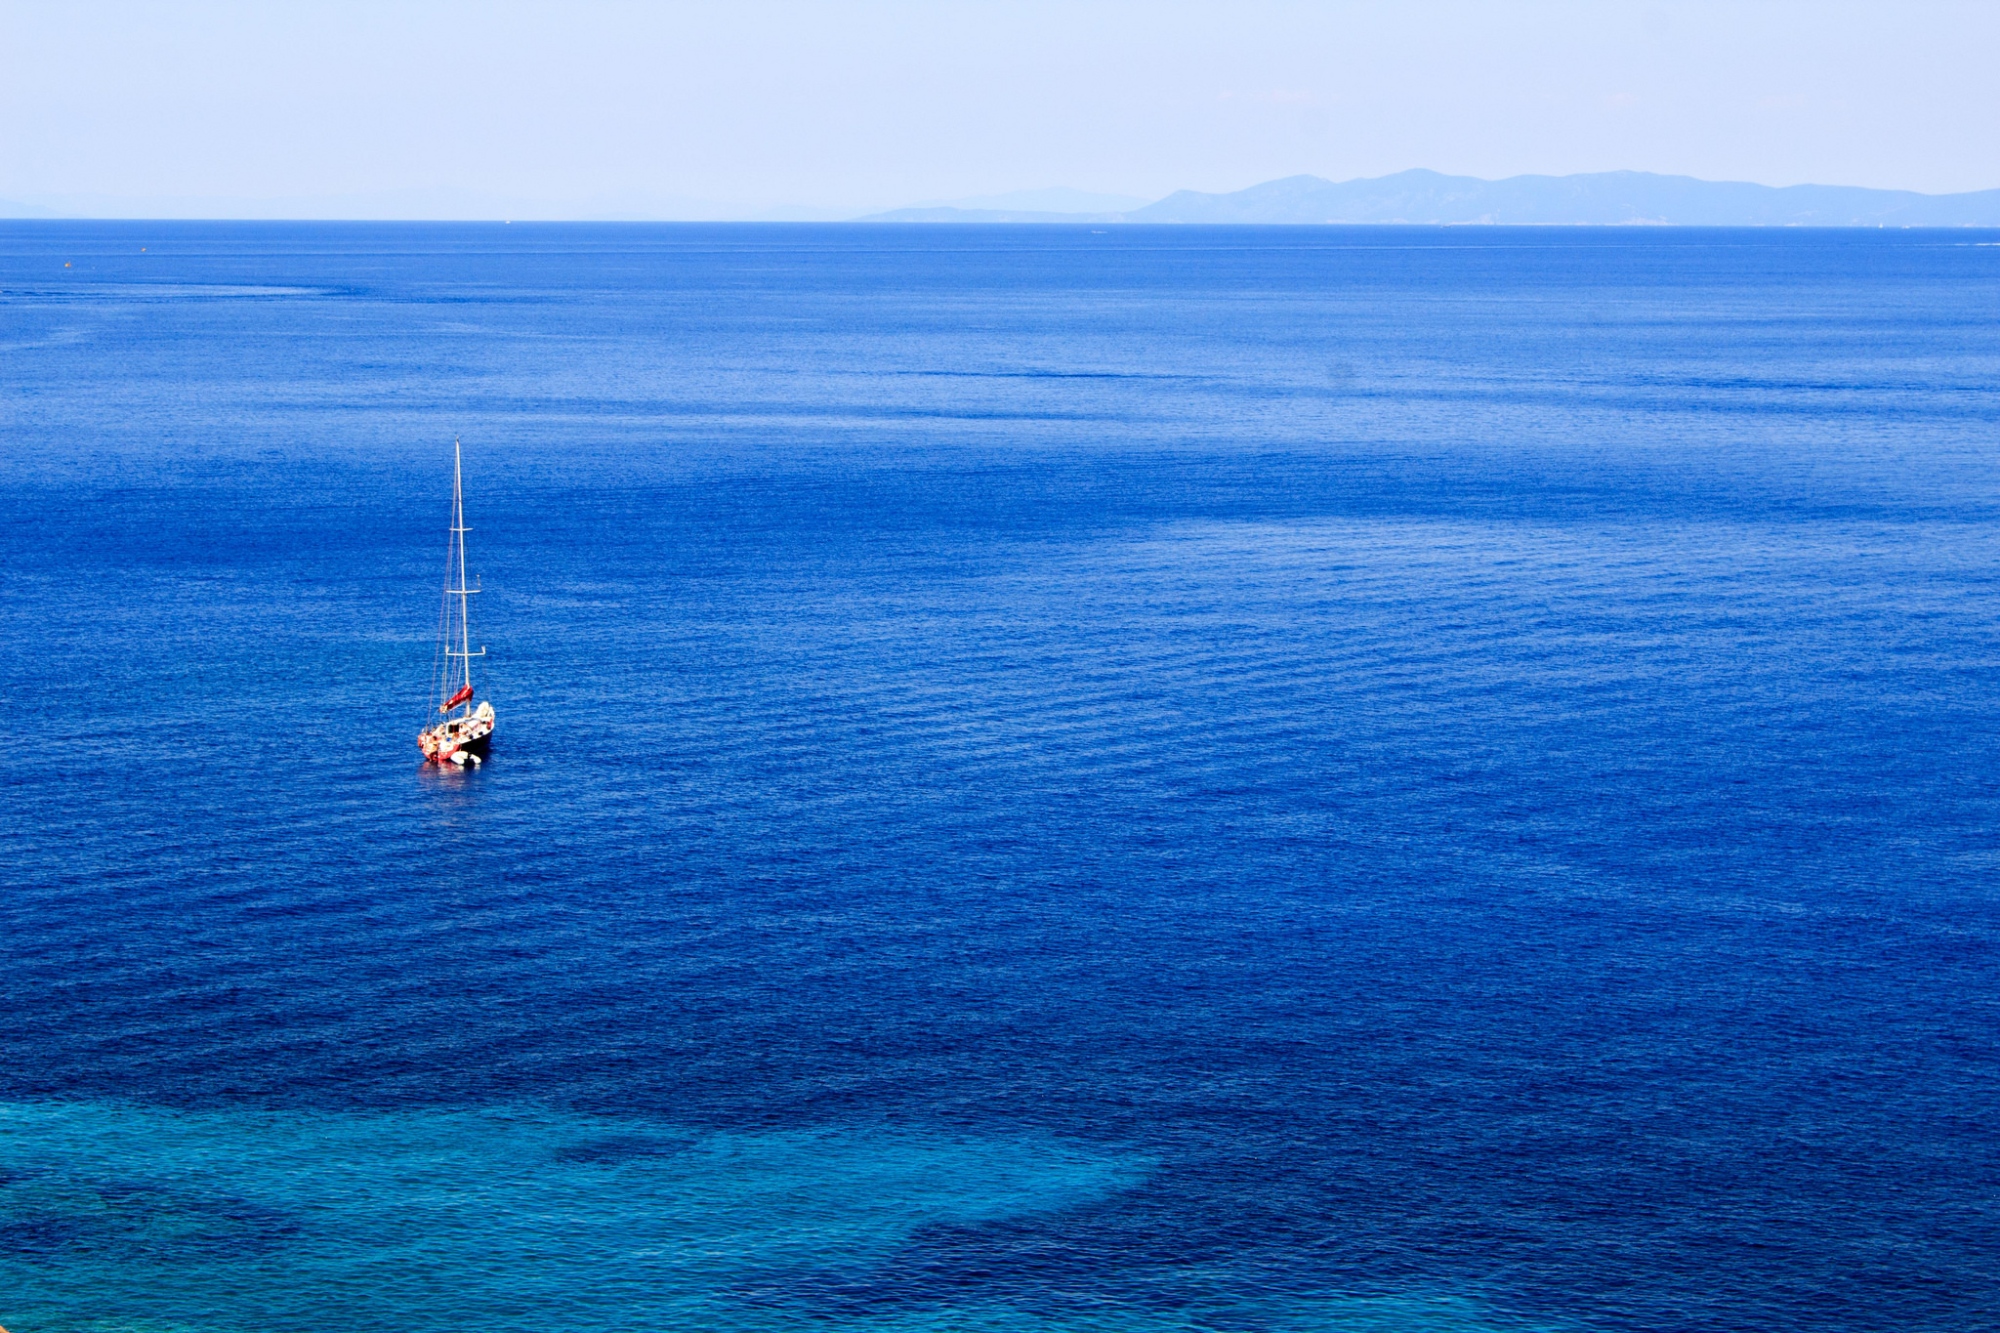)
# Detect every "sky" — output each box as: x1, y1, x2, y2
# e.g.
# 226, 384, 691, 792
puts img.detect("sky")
3, 0, 1997, 218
